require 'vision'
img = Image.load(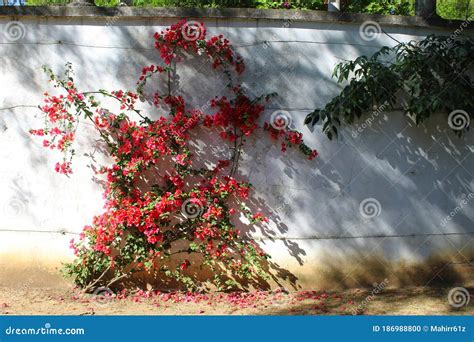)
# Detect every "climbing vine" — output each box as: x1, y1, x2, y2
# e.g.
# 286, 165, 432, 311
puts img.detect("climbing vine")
30, 20, 317, 292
